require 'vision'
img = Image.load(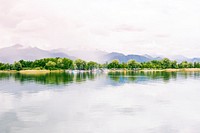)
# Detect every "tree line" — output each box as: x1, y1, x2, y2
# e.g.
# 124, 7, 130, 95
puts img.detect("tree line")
0, 57, 200, 71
